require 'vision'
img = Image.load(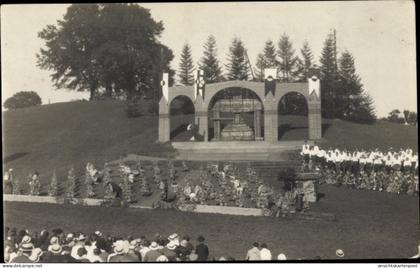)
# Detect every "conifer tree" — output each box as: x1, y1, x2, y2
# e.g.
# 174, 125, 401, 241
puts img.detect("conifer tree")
178, 43, 195, 85
200, 35, 224, 83
48, 171, 59, 196
225, 38, 250, 80
255, 40, 278, 81
320, 30, 339, 118
277, 33, 299, 82
338, 51, 376, 123
295, 41, 315, 82
66, 168, 76, 199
